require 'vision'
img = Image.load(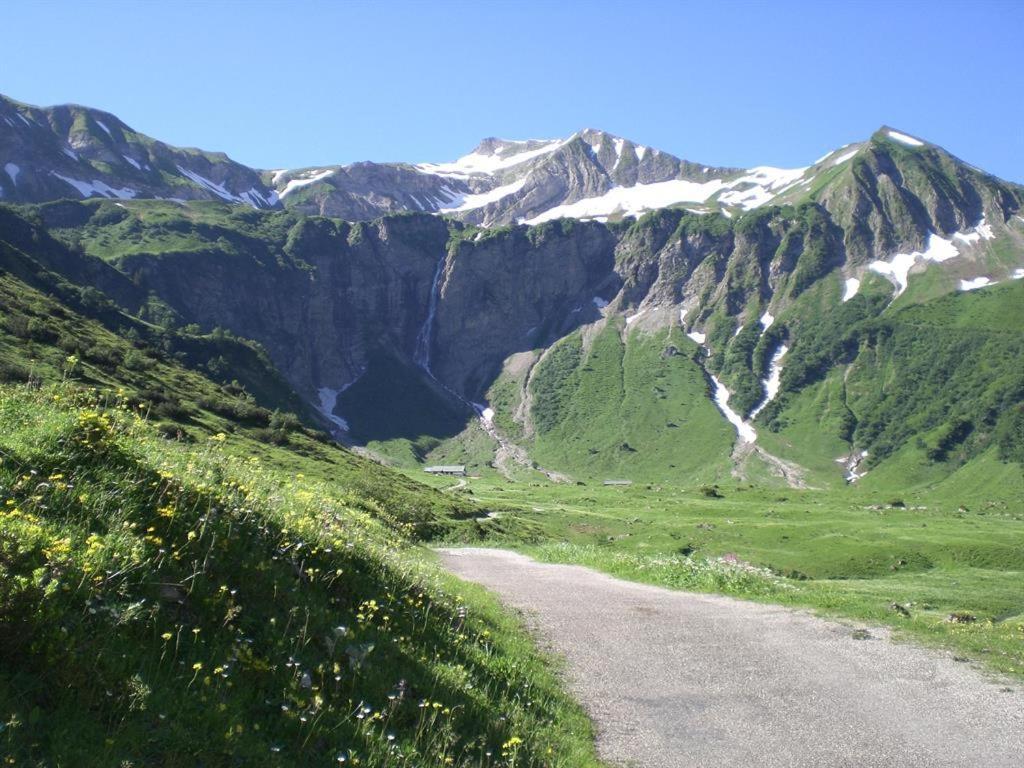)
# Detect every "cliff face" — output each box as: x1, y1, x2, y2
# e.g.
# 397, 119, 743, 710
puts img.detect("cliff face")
119, 213, 451, 396
431, 221, 618, 397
